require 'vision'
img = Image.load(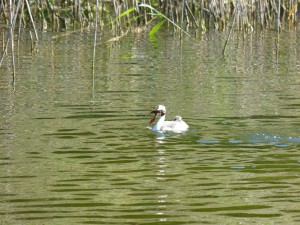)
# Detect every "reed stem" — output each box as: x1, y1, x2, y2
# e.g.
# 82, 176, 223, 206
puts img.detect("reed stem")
92, 0, 99, 69
0, 0, 21, 67
222, 7, 237, 56
10, 0, 16, 81
25, 0, 38, 40
277, 0, 281, 31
